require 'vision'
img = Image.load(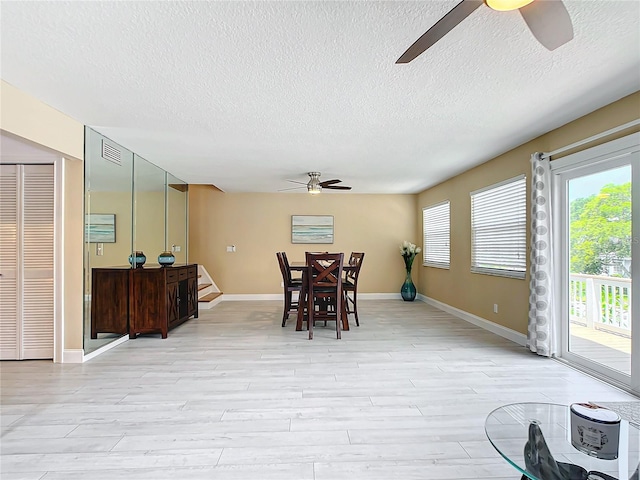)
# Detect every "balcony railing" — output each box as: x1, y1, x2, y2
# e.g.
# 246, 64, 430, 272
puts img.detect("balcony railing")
569, 273, 631, 337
